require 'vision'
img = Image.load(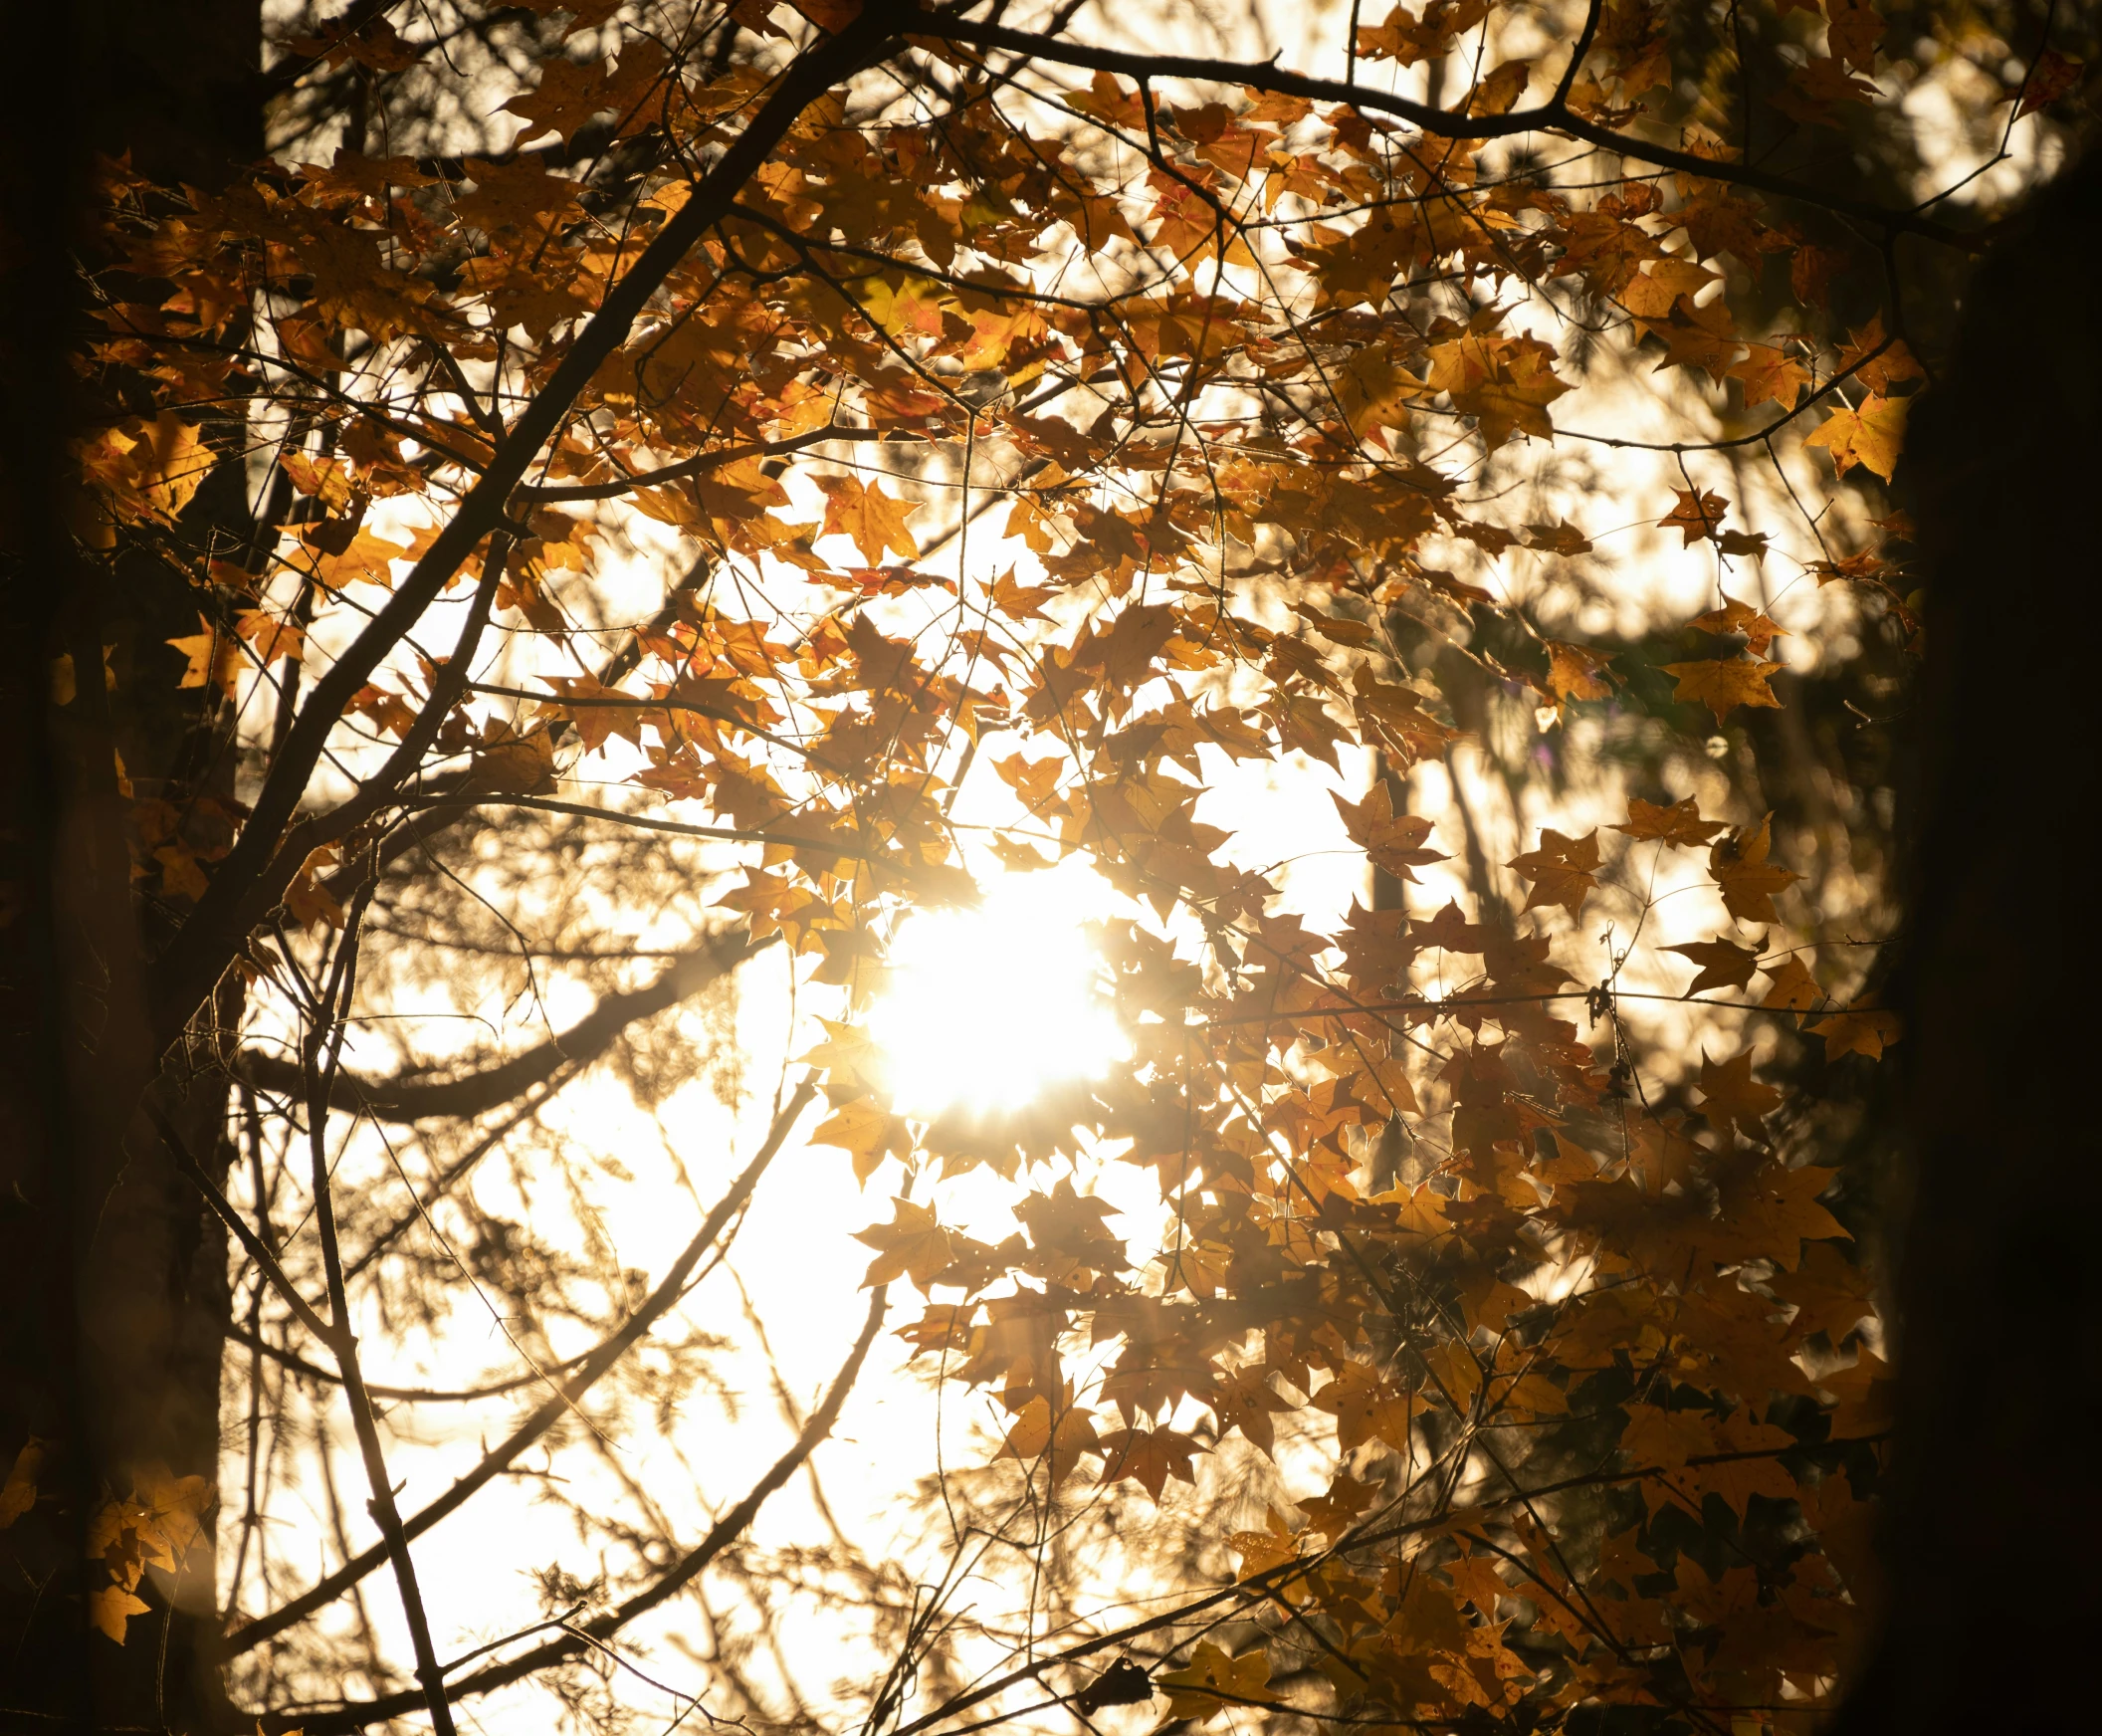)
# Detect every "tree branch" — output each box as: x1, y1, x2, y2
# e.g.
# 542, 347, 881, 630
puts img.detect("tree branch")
302, 899, 460, 1736
148, 5, 903, 1051
224, 1077, 820, 1656
237, 927, 768, 1120
903, 8, 1971, 246
282, 1277, 889, 1732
